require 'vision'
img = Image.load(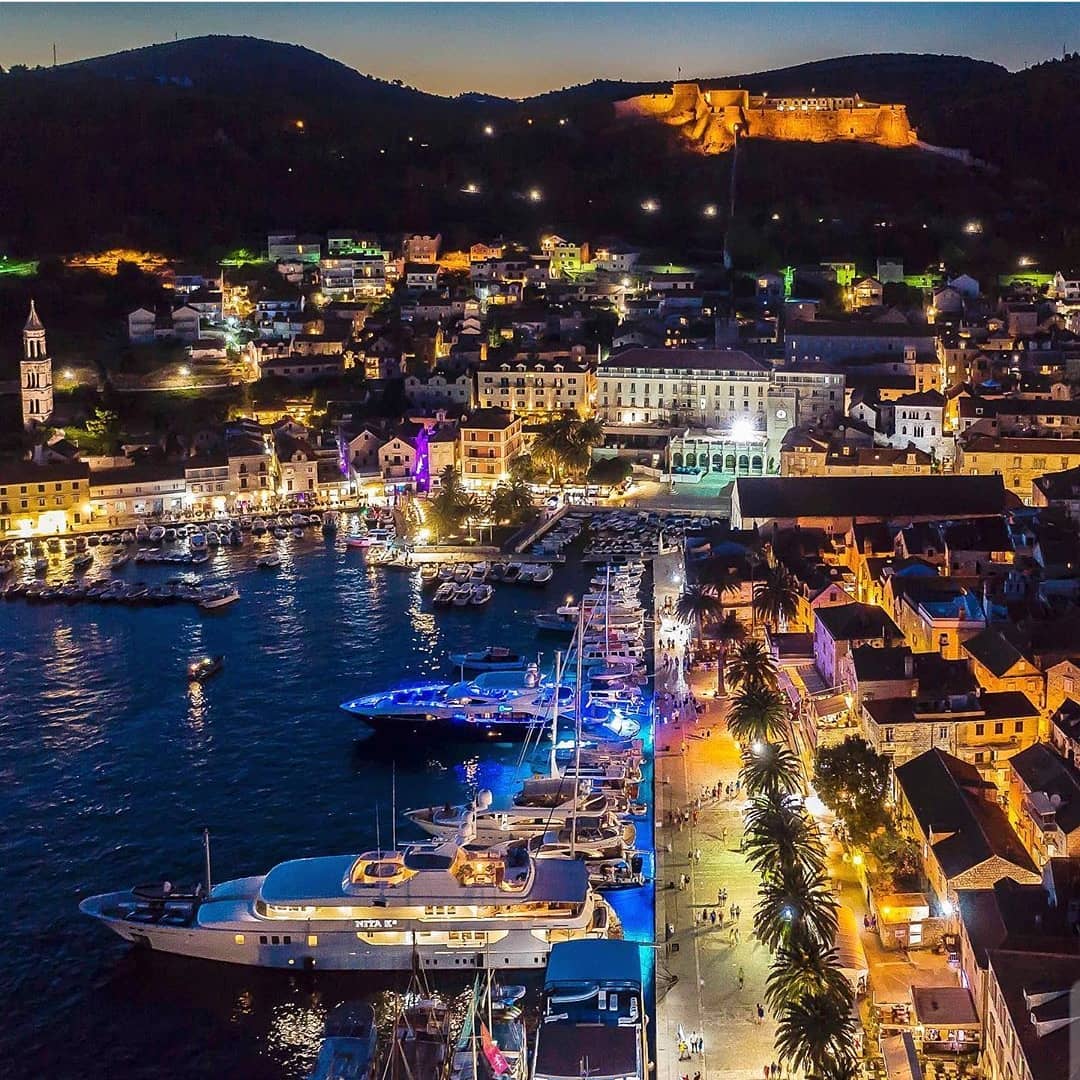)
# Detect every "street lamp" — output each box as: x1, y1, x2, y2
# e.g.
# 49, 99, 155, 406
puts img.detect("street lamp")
527, 188, 543, 203
178, 365, 190, 377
